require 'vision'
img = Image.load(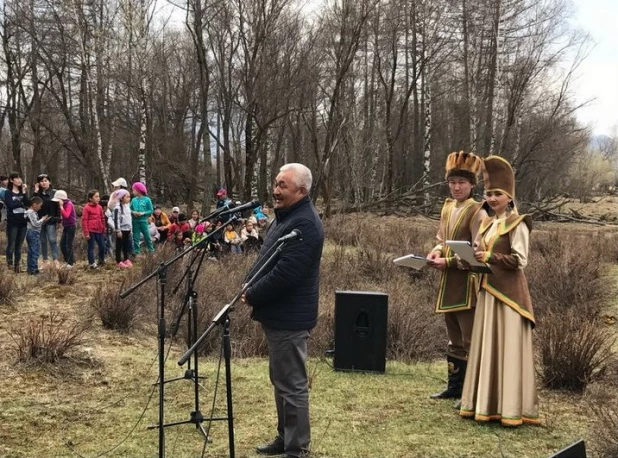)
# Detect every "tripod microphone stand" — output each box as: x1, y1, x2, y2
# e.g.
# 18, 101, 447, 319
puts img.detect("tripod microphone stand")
153, 253, 208, 438
177, 235, 297, 458
119, 217, 235, 458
